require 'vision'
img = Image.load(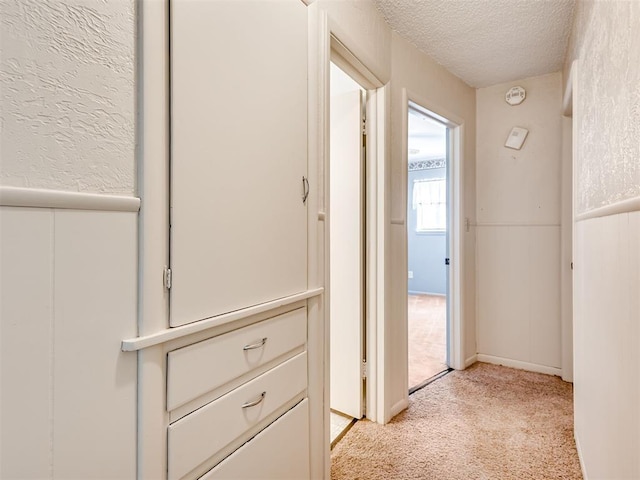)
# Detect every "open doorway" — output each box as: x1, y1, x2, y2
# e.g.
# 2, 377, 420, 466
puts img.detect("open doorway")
329, 62, 366, 445
406, 104, 450, 391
